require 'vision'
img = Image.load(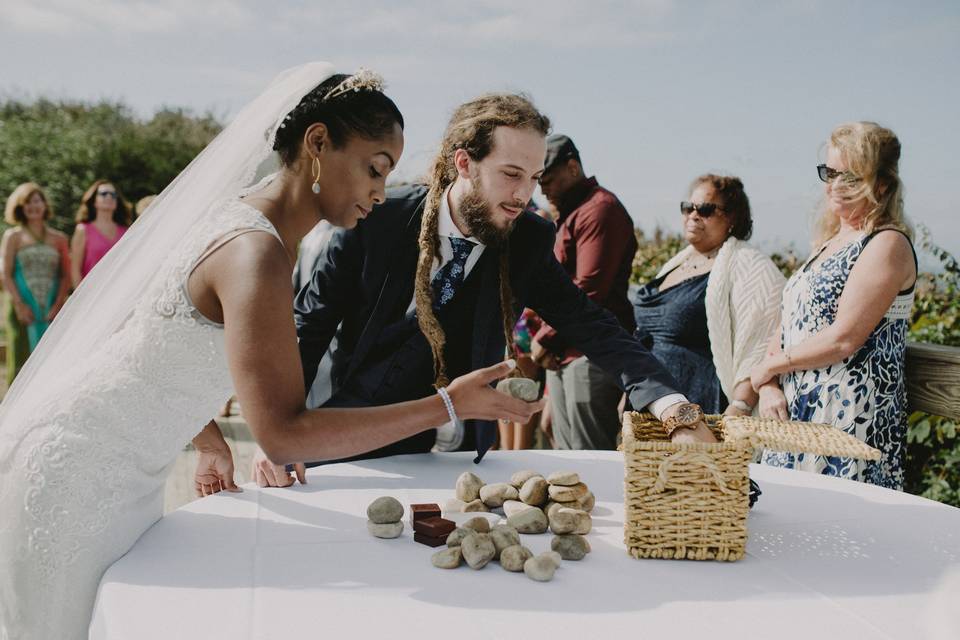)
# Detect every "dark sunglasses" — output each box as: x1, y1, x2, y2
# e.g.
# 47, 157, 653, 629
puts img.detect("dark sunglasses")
817, 164, 859, 183
680, 201, 722, 217
97, 190, 117, 199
